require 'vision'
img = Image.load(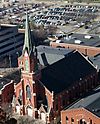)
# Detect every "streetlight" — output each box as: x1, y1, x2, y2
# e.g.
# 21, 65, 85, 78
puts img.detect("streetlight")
9, 54, 12, 68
